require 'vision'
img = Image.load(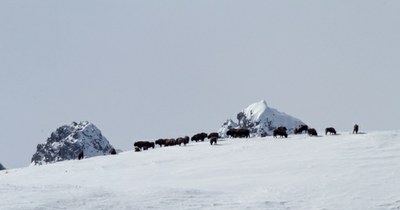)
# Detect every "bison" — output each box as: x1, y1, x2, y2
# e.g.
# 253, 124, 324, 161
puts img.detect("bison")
325, 127, 337, 135
210, 137, 217, 145
134, 141, 155, 150
134, 141, 144, 148
208, 132, 219, 139
183, 136, 189, 145
176, 137, 189, 146
148, 142, 155, 149
238, 128, 250, 138
155, 139, 166, 147
191, 133, 208, 142
273, 127, 288, 138
184, 136, 189, 142
165, 139, 177, 147
176, 137, 184, 146
78, 151, 84, 160
277, 126, 287, 131
353, 124, 359, 134
110, 148, 117, 155
190, 135, 197, 142
308, 128, 318, 136
227, 128, 250, 138
294, 125, 308, 134
226, 128, 238, 138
